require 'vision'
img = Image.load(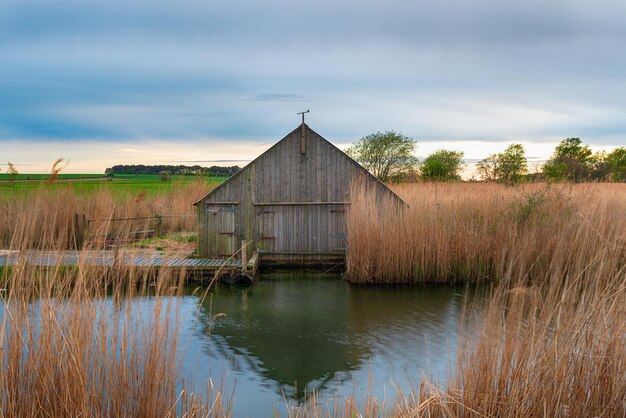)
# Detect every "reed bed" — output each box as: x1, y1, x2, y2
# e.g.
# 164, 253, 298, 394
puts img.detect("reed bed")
0, 179, 211, 249
346, 180, 626, 285
391, 235, 626, 417
424, 266, 626, 417
0, 188, 230, 417
294, 181, 625, 417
